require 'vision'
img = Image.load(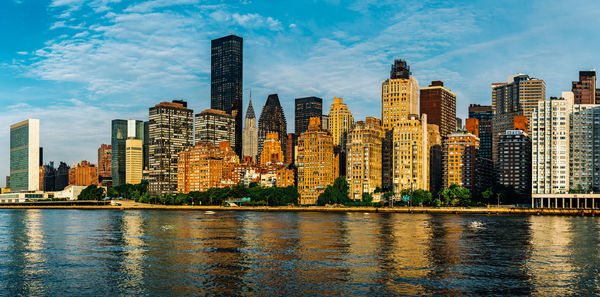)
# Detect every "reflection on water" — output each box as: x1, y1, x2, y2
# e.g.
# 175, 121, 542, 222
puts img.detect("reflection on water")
0, 210, 598, 296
